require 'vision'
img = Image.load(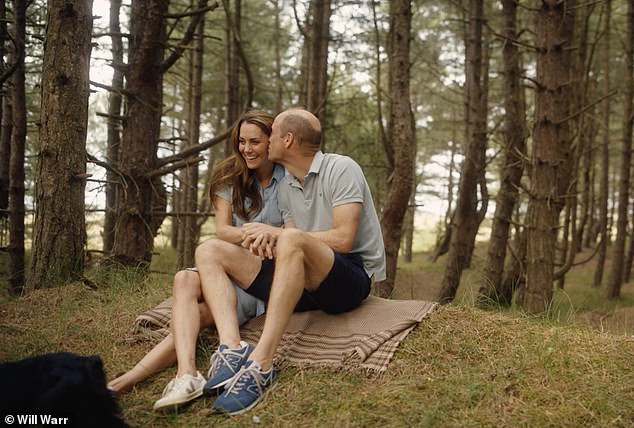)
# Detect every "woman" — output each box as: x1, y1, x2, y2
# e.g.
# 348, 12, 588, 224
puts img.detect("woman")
107, 110, 284, 411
